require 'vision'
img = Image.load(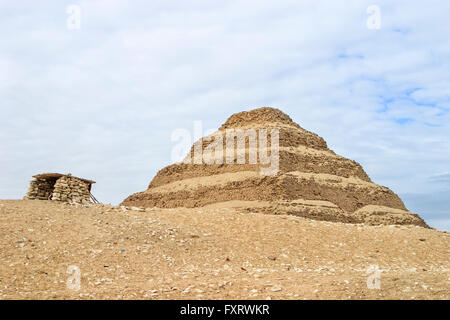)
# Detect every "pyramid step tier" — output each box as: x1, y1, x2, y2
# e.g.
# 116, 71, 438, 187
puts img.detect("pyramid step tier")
151, 146, 370, 188
123, 171, 409, 214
